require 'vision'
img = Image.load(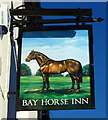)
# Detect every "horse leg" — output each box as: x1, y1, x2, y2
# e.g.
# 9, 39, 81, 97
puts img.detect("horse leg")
46, 74, 50, 91
76, 77, 80, 93
69, 73, 75, 92
72, 79, 75, 90
41, 73, 47, 92
76, 65, 82, 93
